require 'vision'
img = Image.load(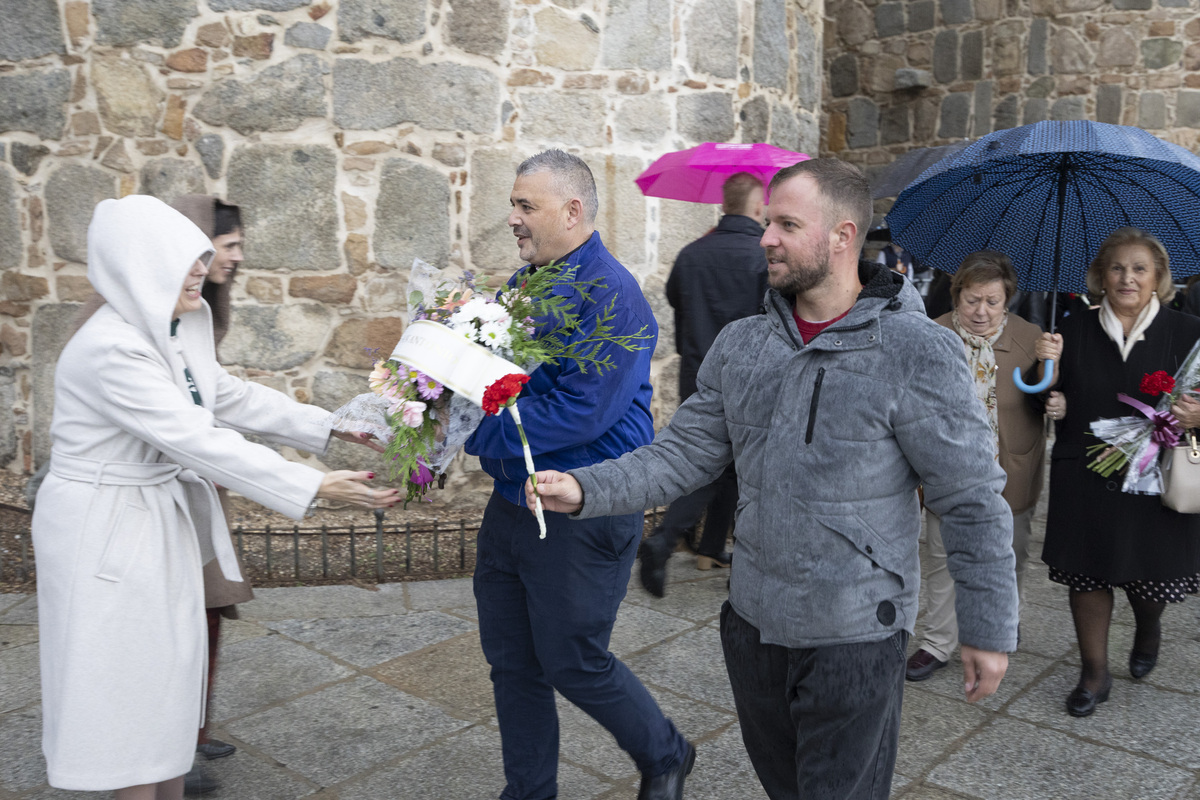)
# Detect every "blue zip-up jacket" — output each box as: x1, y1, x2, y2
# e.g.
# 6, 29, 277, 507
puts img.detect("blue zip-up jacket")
464, 231, 658, 506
